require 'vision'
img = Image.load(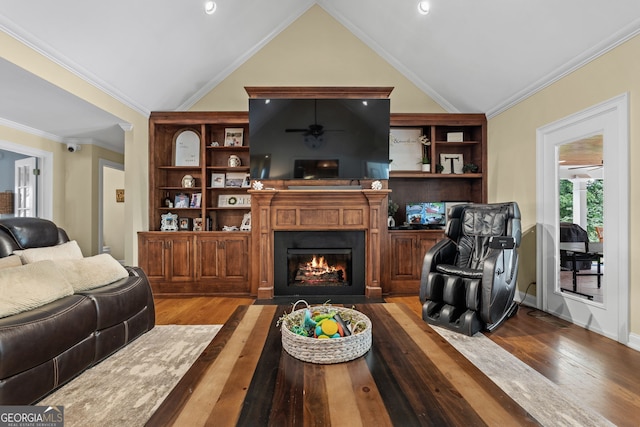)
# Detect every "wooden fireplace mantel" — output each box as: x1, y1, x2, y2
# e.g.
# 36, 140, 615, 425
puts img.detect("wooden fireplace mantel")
249, 188, 390, 299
